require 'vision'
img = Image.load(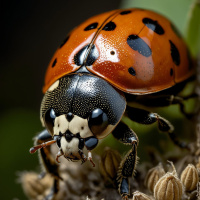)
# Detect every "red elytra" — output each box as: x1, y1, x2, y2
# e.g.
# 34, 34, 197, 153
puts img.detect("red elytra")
43, 9, 194, 94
